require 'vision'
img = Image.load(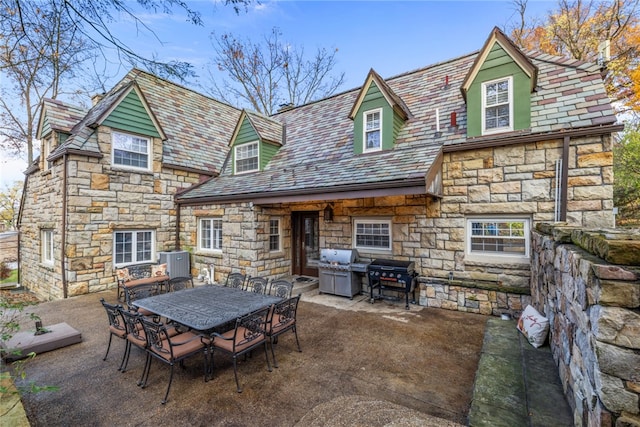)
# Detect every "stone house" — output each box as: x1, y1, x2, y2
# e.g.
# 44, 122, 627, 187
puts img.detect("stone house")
19, 27, 621, 311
